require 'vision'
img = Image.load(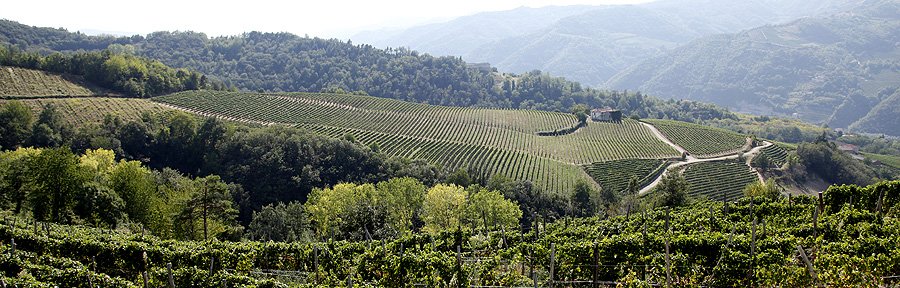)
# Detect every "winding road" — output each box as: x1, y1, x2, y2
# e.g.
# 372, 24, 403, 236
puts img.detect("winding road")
637, 121, 773, 195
